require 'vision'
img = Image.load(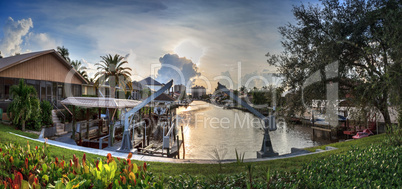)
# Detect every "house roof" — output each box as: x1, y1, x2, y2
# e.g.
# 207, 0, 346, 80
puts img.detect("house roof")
61, 97, 142, 108
154, 93, 176, 102
139, 77, 163, 86
0, 49, 88, 84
